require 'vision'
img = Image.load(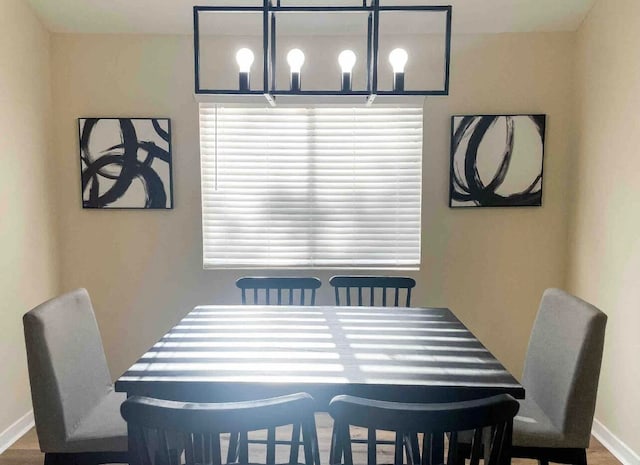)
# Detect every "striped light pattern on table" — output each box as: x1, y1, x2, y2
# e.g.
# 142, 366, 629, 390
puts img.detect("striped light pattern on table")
118, 306, 522, 397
